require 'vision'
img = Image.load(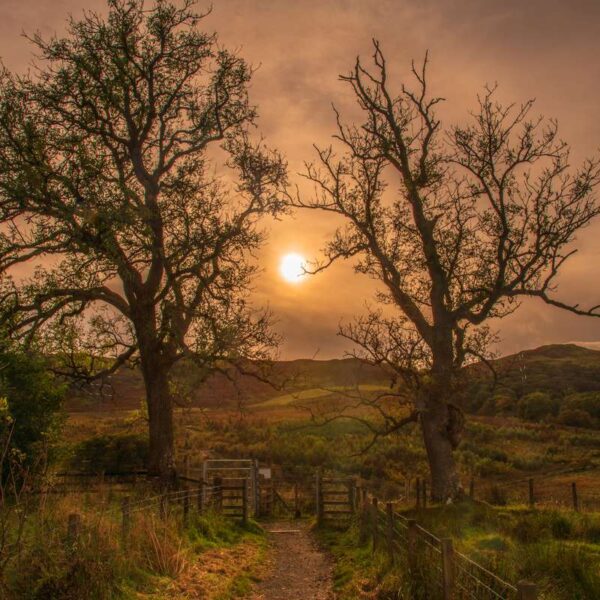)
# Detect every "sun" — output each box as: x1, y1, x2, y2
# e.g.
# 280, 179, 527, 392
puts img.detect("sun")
280, 253, 307, 283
